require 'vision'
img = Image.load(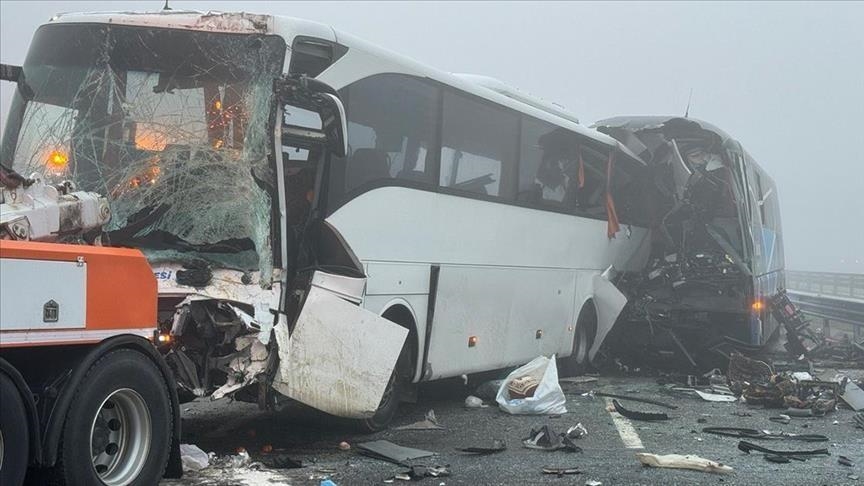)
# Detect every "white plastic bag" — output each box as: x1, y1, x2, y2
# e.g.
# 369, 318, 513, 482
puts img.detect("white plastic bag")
179, 443, 210, 471
496, 355, 567, 415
